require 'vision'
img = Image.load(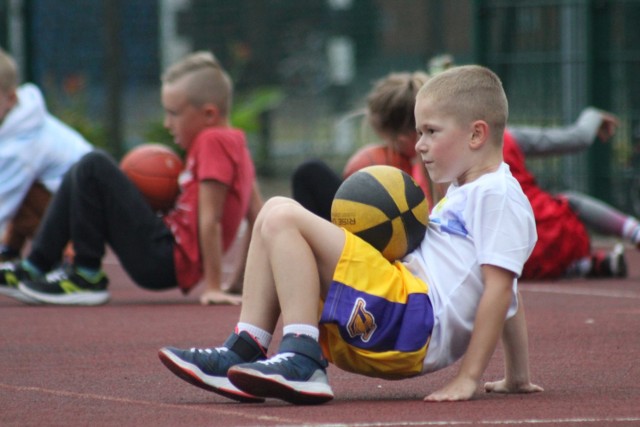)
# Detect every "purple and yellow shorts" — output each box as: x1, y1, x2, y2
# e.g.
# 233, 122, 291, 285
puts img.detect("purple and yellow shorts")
319, 229, 434, 380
